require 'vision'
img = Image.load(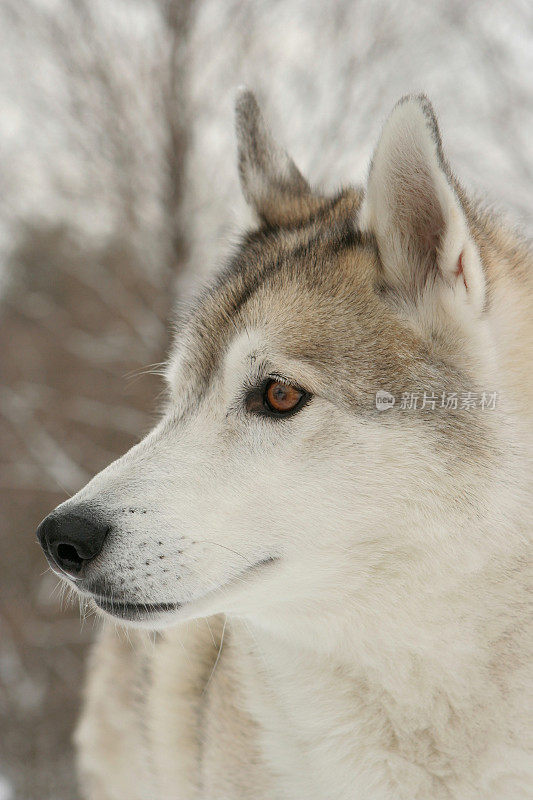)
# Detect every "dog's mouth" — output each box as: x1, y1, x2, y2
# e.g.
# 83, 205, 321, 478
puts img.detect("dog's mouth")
93, 597, 180, 619
88, 557, 277, 622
